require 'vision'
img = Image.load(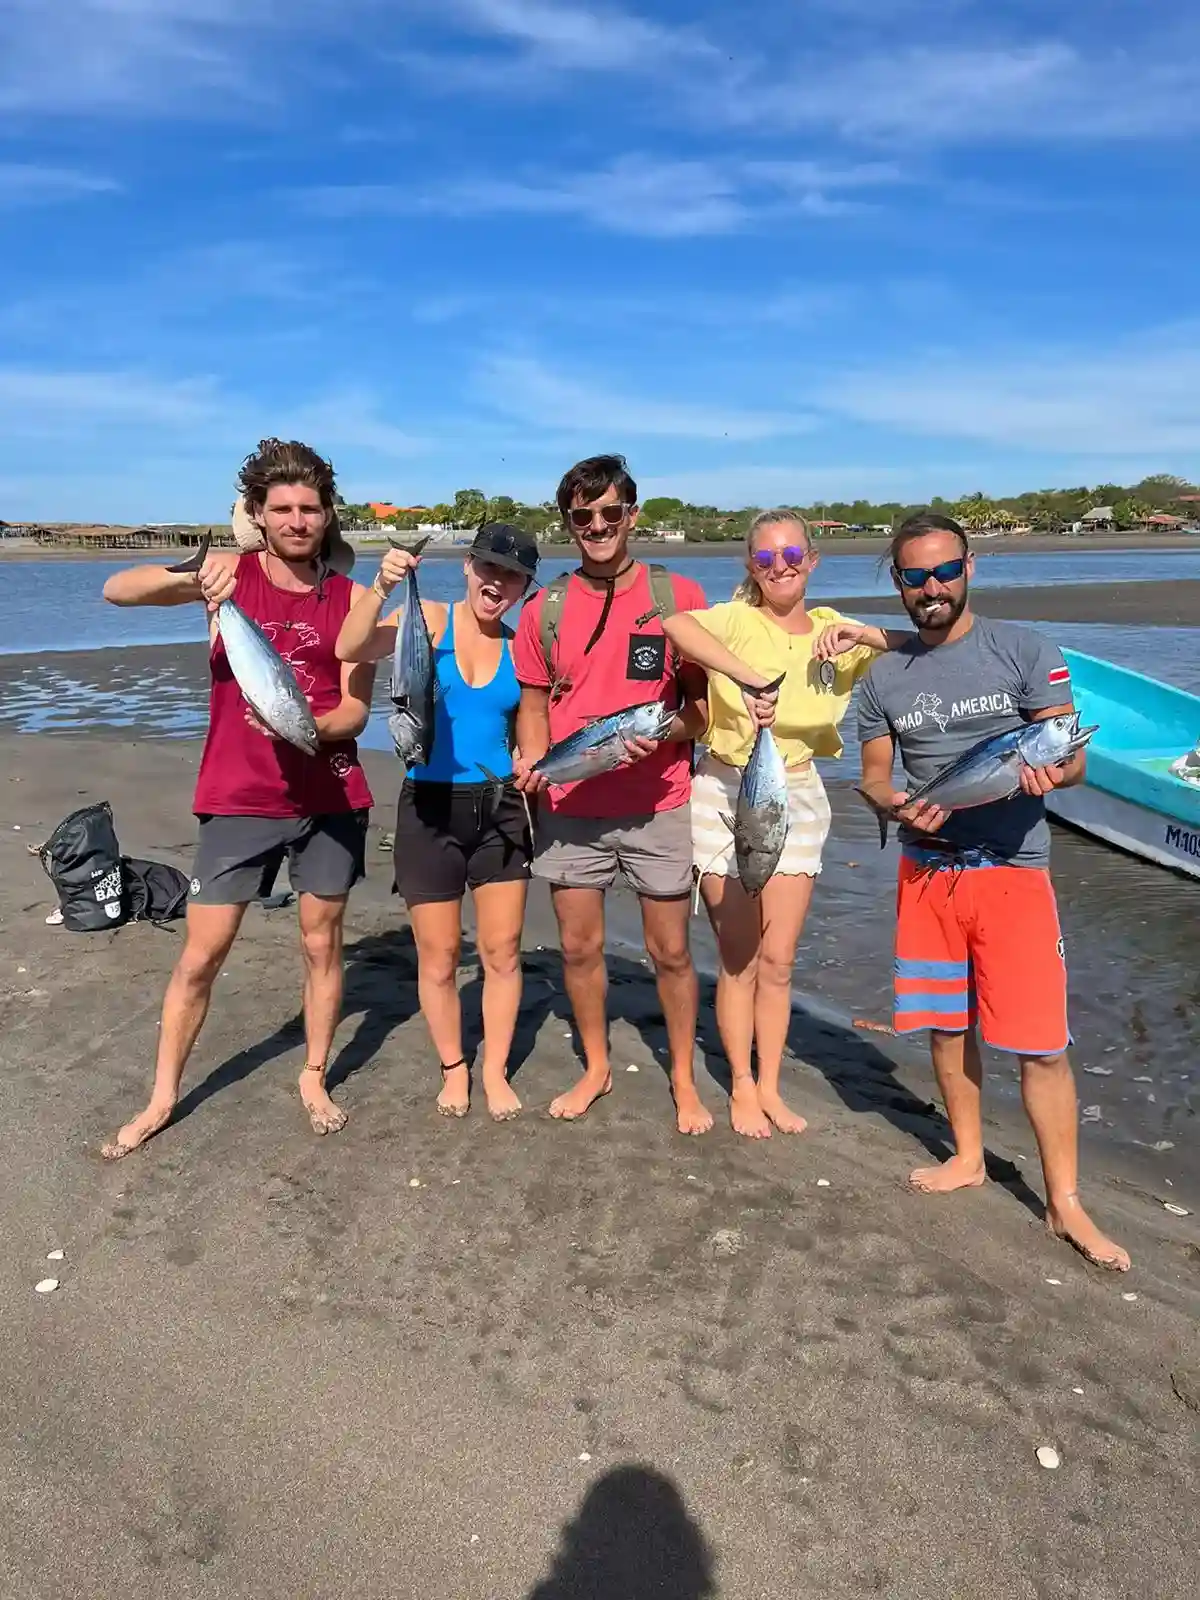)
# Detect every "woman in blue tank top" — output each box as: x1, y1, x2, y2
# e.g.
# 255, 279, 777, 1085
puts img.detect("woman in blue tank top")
336, 523, 539, 1119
